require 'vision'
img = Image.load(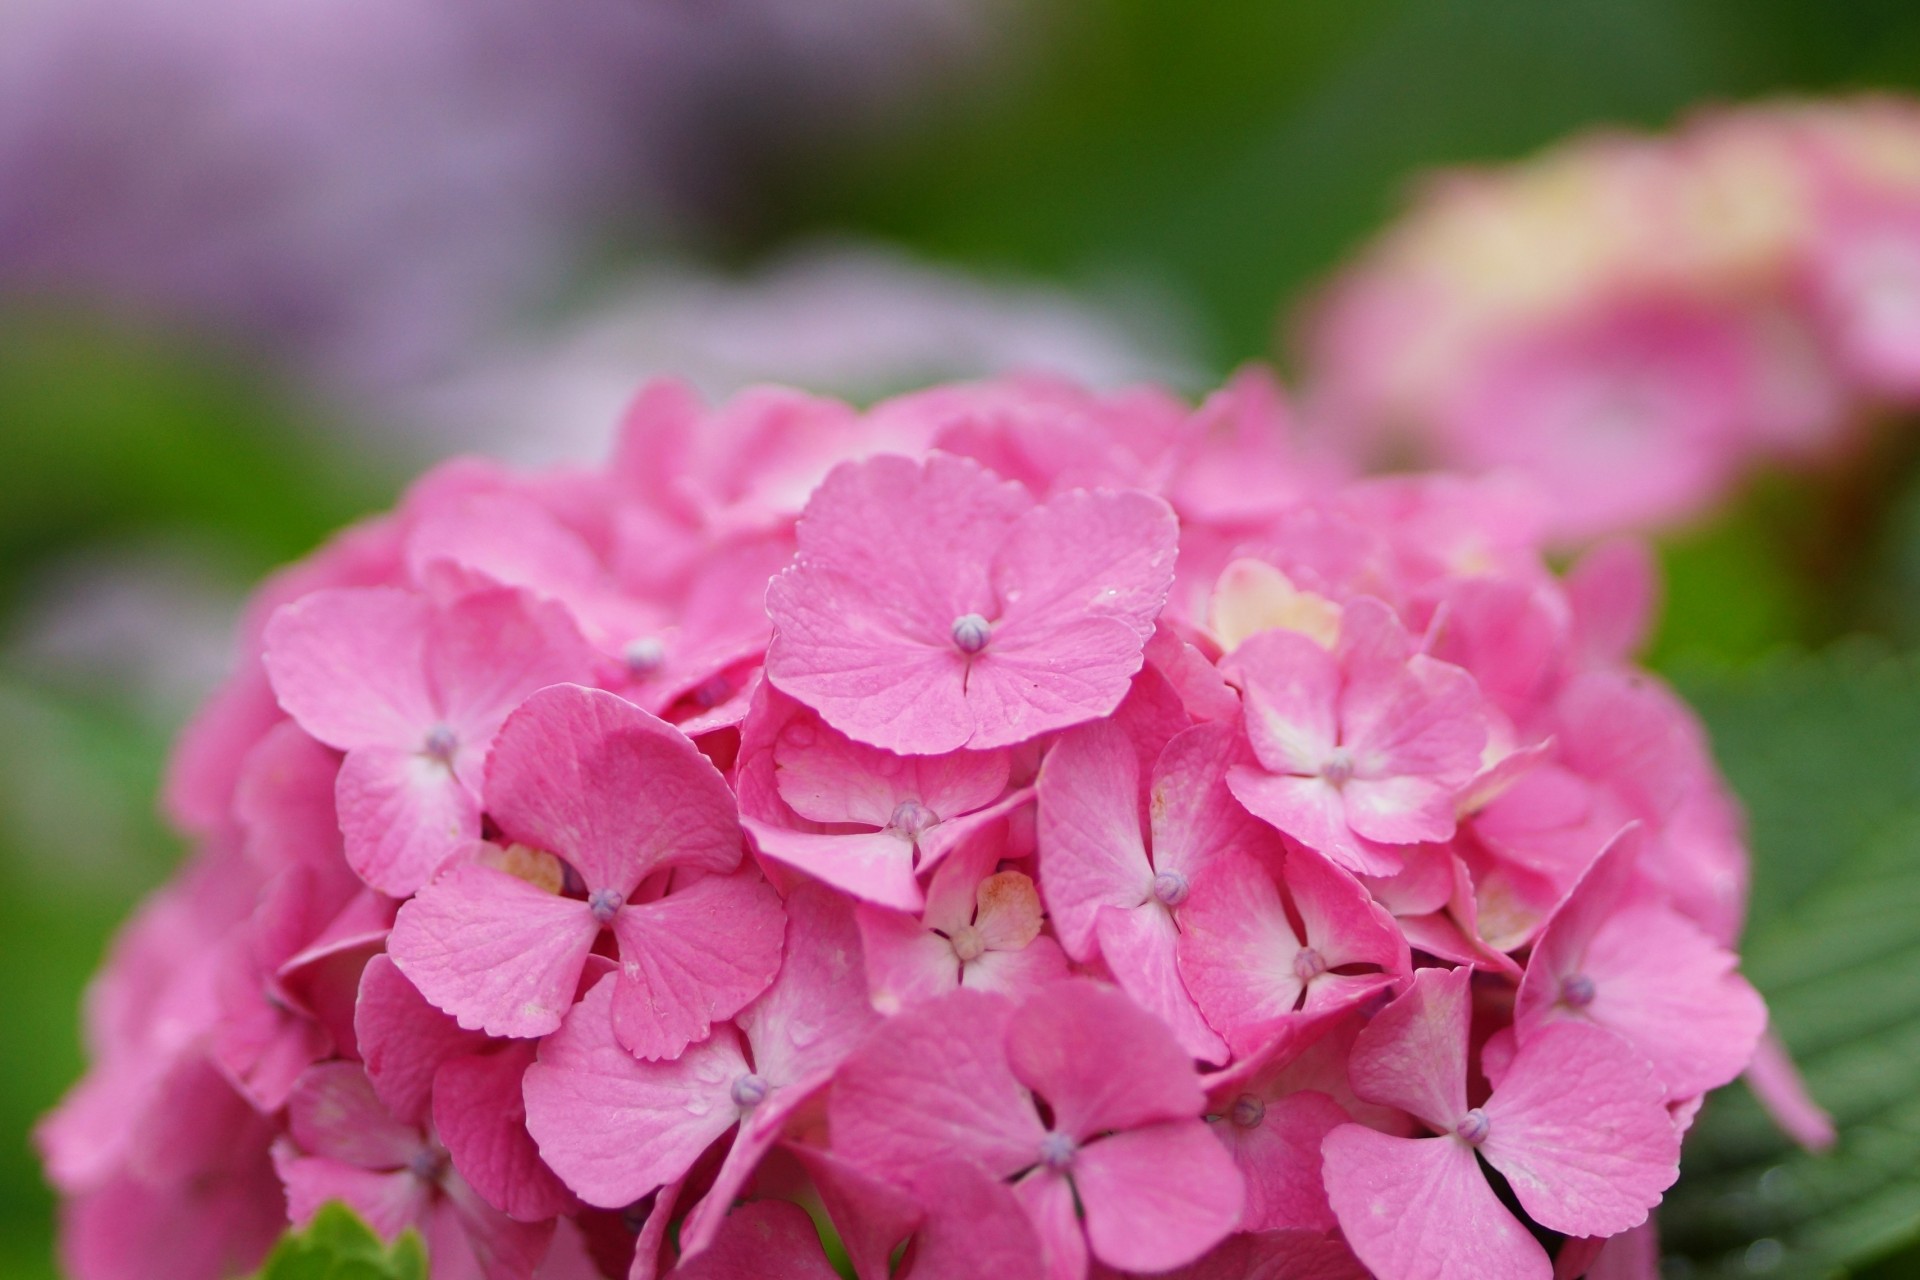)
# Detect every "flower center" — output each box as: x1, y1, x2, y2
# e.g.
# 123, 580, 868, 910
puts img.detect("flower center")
1561, 973, 1597, 1008
1455, 1108, 1490, 1146
408, 1147, 449, 1182
1319, 748, 1355, 787
730, 1073, 770, 1109
949, 924, 986, 963
1293, 947, 1327, 983
422, 724, 458, 765
1151, 869, 1190, 908
1038, 1130, 1077, 1171
887, 799, 937, 840
950, 613, 992, 655
587, 888, 625, 924
1229, 1094, 1266, 1129
623, 637, 666, 677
